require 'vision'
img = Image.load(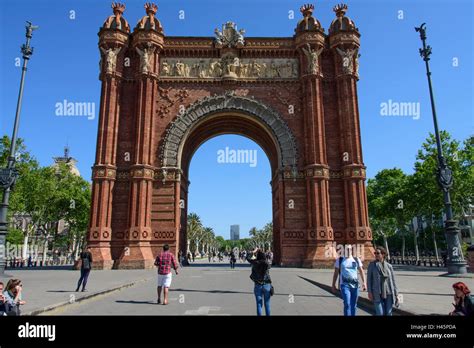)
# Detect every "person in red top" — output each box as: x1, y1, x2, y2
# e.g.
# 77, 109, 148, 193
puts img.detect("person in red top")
154, 244, 179, 305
